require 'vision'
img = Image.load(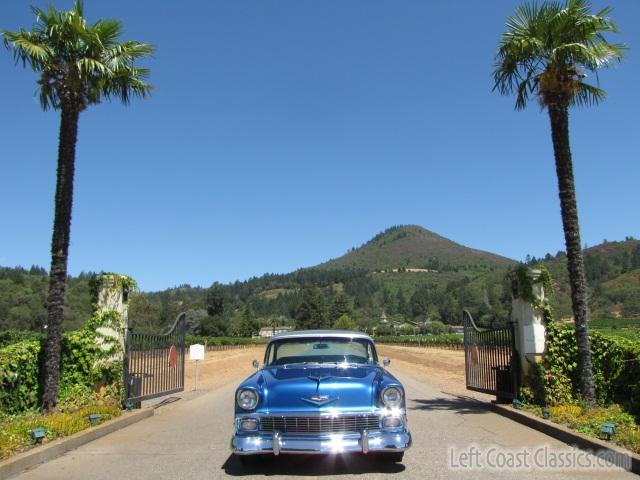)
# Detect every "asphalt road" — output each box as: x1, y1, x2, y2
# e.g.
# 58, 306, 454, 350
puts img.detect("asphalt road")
12, 370, 636, 480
